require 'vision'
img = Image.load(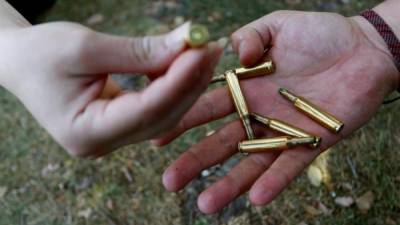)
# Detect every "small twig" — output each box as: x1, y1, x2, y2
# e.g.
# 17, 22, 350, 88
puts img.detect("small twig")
346, 156, 358, 179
